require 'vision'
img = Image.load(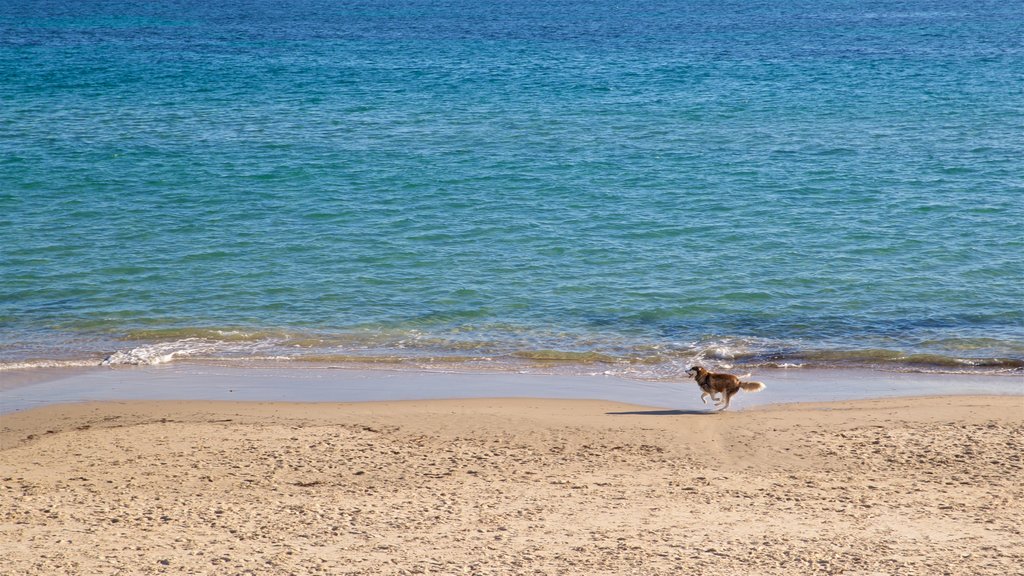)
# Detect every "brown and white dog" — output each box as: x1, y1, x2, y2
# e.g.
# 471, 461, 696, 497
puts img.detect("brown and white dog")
685, 366, 766, 411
